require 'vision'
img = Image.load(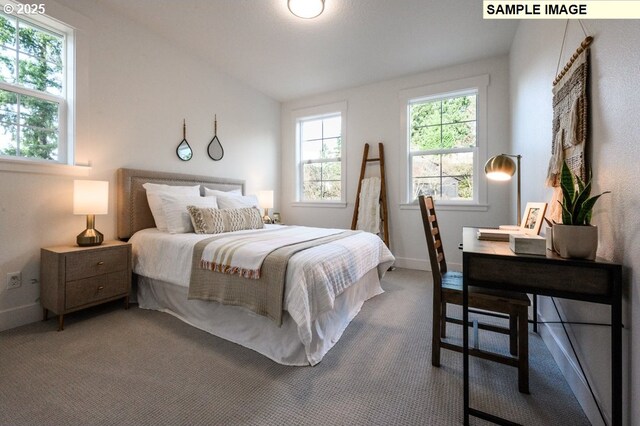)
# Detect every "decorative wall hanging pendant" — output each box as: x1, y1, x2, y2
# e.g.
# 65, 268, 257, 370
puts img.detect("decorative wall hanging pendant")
176, 119, 193, 161
207, 114, 224, 161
